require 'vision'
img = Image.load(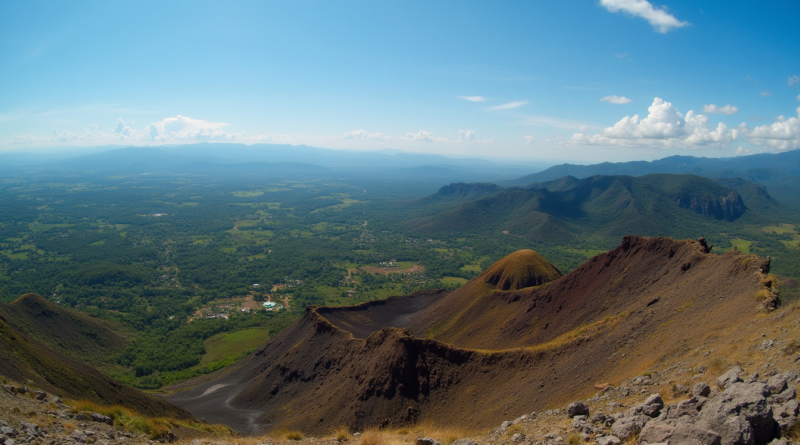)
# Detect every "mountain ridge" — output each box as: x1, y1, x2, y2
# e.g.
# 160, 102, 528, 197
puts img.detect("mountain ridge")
165, 236, 777, 435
